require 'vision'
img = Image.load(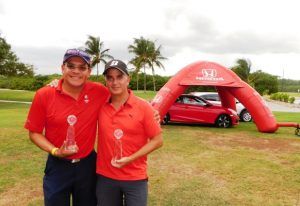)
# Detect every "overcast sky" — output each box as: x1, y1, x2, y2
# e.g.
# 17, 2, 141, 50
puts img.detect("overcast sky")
1, 0, 300, 80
